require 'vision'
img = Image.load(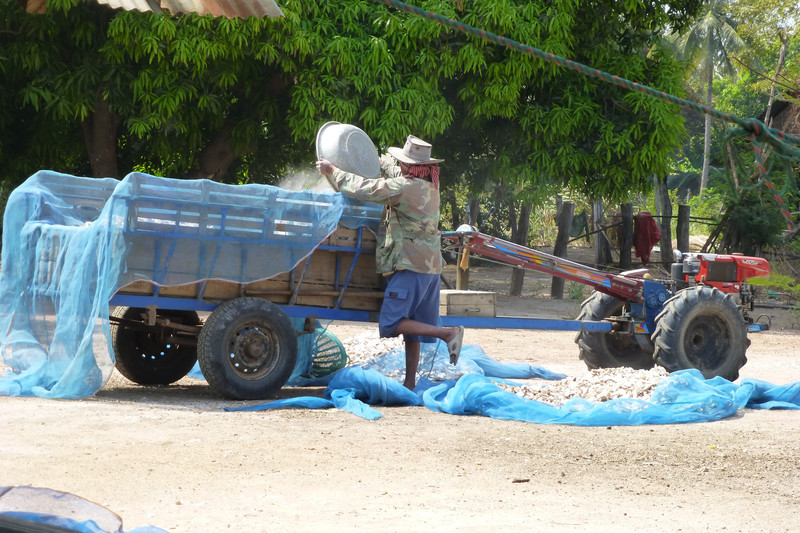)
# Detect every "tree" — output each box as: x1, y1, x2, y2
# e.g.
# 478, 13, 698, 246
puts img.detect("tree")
2, 0, 701, 207
727, 0, 799, 125
669, 0, 747, 194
